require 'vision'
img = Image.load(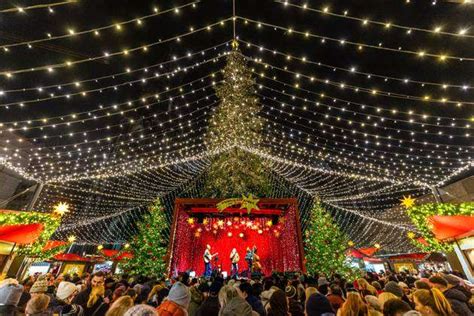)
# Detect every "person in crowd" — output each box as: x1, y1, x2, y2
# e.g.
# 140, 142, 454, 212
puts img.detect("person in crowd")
285, 285, 303, 316
0, 278, 24, 316
18, 279, 34, 313
382, 298, 412, 316
429, 275, 473, 316
327, 284, 345, 313
156, 281, 190, 316
220, 295, 256, 316
304, 287, 317, 305
124, 304, 158, 316
338, 292, 367, 316
218, 285, 240, 312
25, 293, 51, 316
84, 284, 108, 315
378, 292, 399, 310
240, 282, 266, 316
106, 295, 134, 316
305, 292, 335, 316
30, 275, 49, 297
50, 280, 83, 314
318, 277, 330, 296
73, 271, 106, 307
443, 274, 473, 303
188, 283, 205, 316
358, 278, 378, 297
413, 288, 454, 316
261, 283, 278, 310
197, 281, 221, 316
364, 295, 382, 315
371, 281, 383, 295
414, 281, 431, 291
266, 288, 289, 316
